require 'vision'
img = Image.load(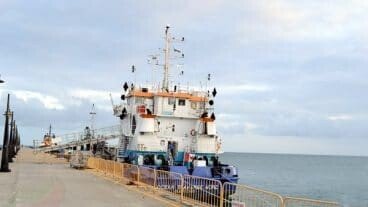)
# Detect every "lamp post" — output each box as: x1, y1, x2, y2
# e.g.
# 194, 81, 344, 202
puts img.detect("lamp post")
8, 113, 14, 163
1, 94, 11, 172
